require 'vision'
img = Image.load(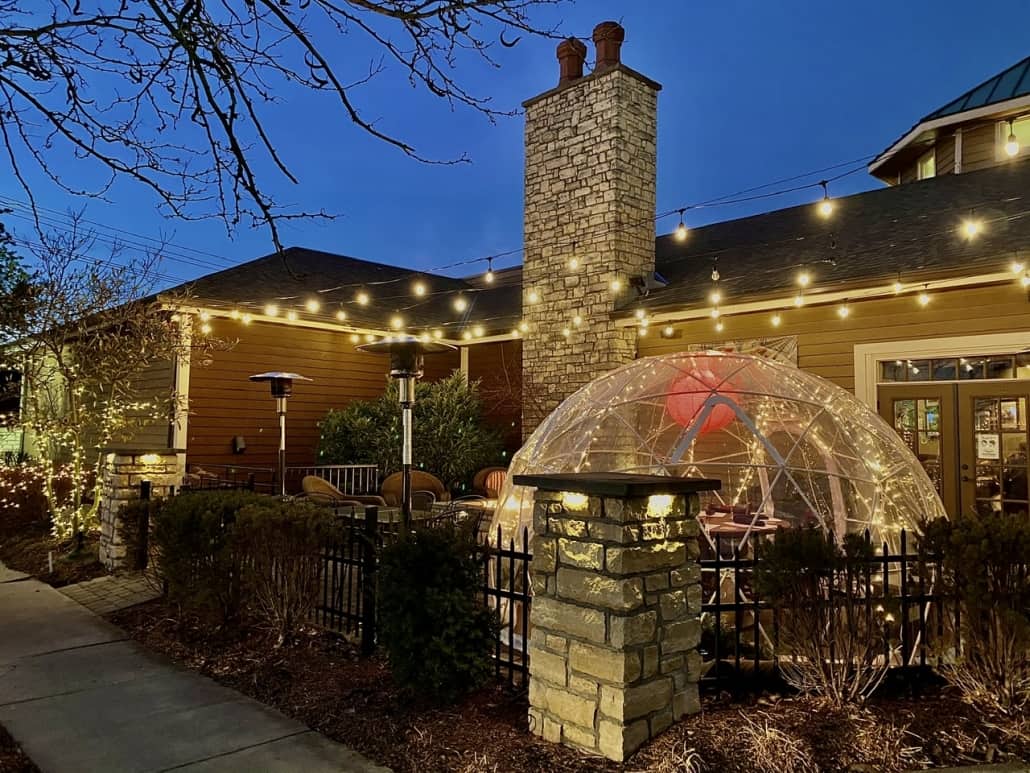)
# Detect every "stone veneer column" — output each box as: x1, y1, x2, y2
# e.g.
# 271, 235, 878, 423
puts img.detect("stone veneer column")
516, 473, 719, 762
98, 448, 181, 570
521, 22, 661, 438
